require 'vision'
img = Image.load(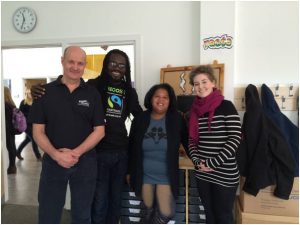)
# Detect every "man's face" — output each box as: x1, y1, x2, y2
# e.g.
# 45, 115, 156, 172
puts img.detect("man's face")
61, 47, 86, 81
107, 53, 126, 82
